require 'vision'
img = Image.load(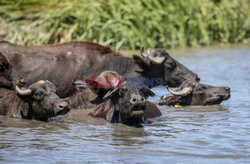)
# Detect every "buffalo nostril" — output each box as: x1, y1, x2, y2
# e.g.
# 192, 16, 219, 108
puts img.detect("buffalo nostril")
19, 79, 26, 87
20, 79, 26, 84
130, 98, 137, 103
58, 102, 69, 109
196, 76, 200, 81
141, 97, 145, 102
